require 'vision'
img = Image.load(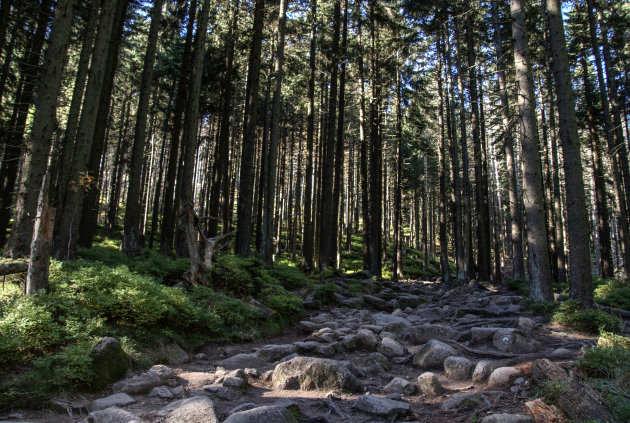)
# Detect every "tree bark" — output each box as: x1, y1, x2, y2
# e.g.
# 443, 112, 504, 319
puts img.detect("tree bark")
26, 174, 55, 295
510, 0, 553, 302
122, 0, 163, 256
235, 0, 265, 256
